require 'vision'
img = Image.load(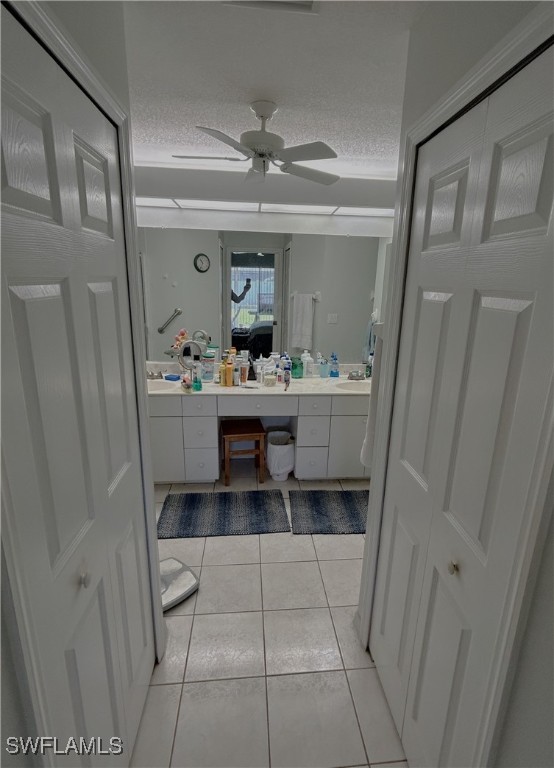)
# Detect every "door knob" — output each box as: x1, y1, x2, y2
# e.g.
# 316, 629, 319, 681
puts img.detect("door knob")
79, 572, 91, 588
447, 561, 459, 576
